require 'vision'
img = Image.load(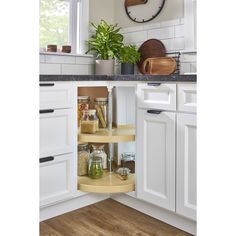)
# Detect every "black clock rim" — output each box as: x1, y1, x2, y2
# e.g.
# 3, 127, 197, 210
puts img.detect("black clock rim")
124, 0, 166, 23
